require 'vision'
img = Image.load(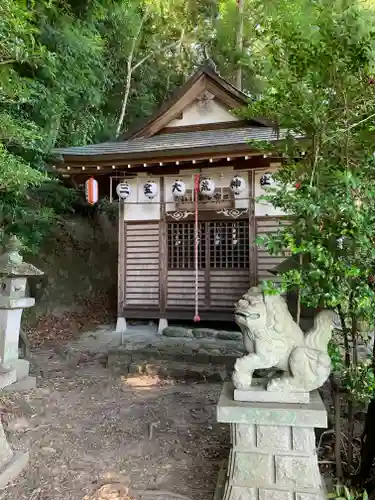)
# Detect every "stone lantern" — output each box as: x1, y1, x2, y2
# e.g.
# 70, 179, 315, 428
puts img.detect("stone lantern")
0, 235, 43, 390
